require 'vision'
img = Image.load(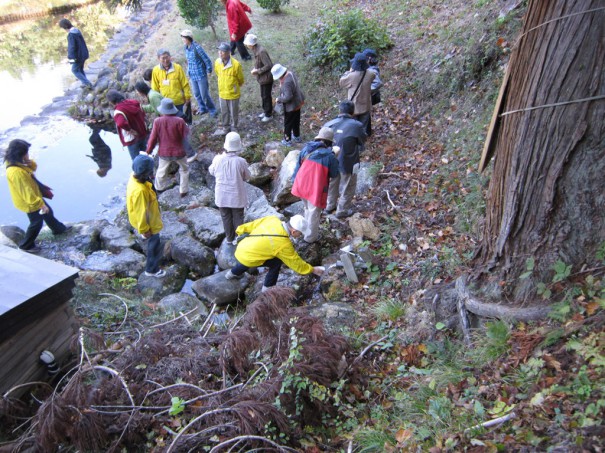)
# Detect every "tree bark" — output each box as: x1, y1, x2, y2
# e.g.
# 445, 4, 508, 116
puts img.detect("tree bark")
474, 0, 605, 303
